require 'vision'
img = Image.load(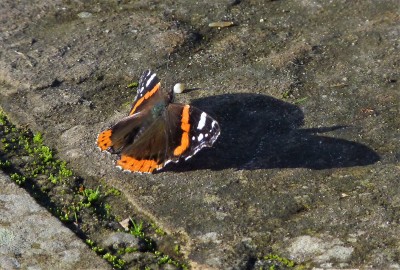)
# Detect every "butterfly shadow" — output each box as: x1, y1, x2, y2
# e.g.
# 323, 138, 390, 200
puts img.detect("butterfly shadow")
166, 93, 380, 172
